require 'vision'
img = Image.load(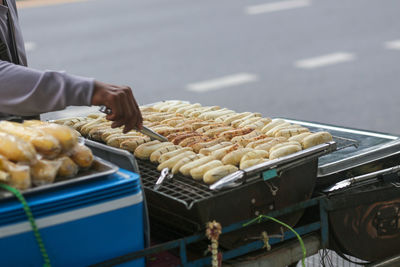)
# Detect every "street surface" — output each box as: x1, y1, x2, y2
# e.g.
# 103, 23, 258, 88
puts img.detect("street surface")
18, 0, 400, 134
